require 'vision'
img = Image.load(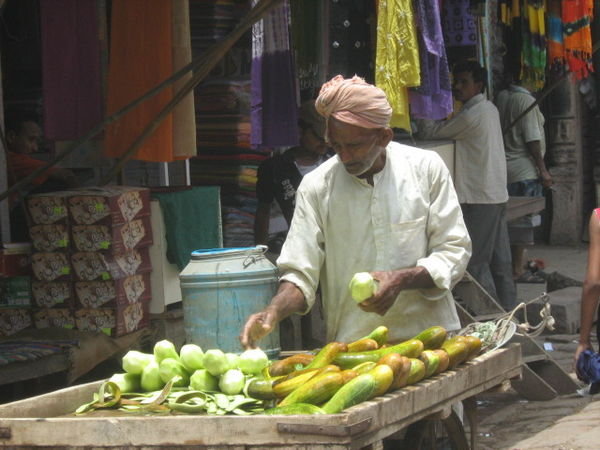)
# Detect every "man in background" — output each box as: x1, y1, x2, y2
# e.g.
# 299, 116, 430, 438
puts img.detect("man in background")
4, 109, 78, 241
254, 100, 332, 254
496, 82, 553, 282
5, 109, 78, 192
416, 61, 516, 310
